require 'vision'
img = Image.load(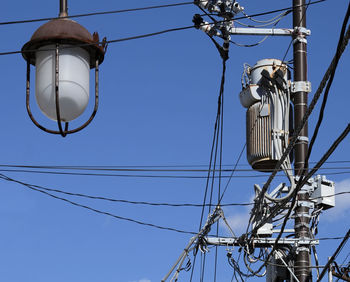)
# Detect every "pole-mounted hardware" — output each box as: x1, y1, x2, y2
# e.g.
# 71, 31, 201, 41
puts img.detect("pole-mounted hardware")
162, 2, 336, 281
